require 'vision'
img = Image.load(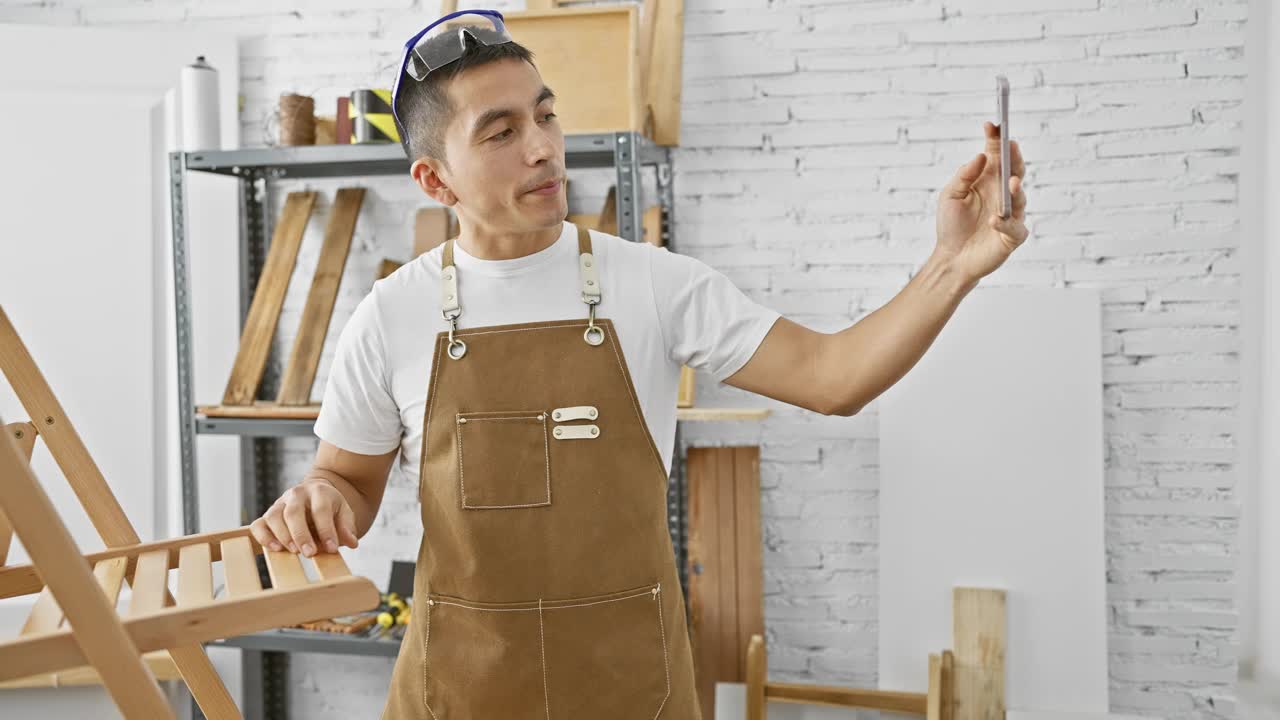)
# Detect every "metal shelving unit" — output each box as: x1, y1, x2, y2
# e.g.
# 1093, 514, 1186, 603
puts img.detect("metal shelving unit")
169, 132, 683, 719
